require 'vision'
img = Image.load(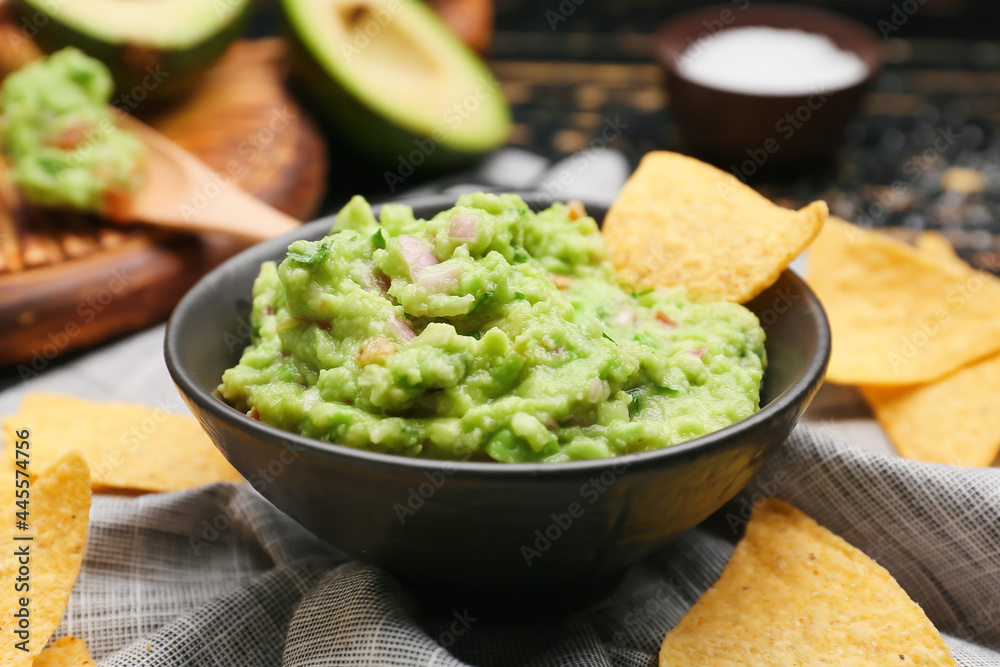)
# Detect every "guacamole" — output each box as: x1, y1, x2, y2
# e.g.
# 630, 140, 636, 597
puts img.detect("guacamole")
0, 47, 146, 216
220, 193, 766, 463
